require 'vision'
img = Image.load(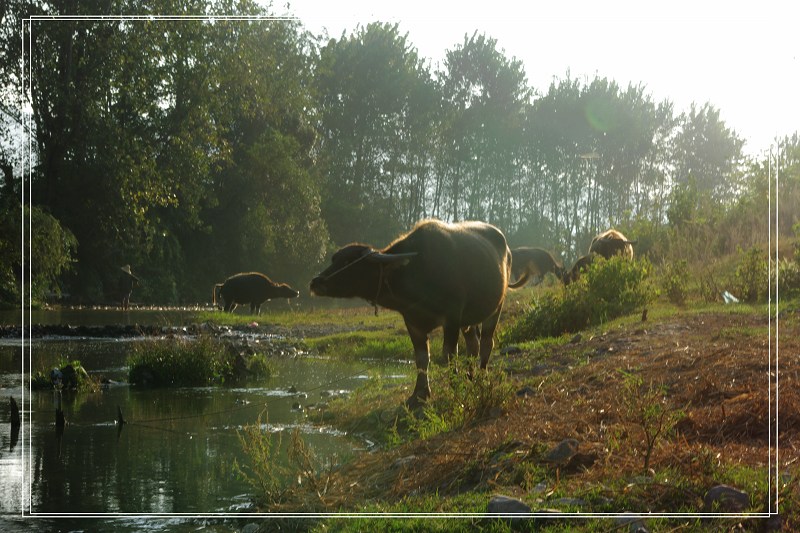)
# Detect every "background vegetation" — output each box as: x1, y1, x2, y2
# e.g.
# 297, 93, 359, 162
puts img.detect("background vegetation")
1, 1, 798, 308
